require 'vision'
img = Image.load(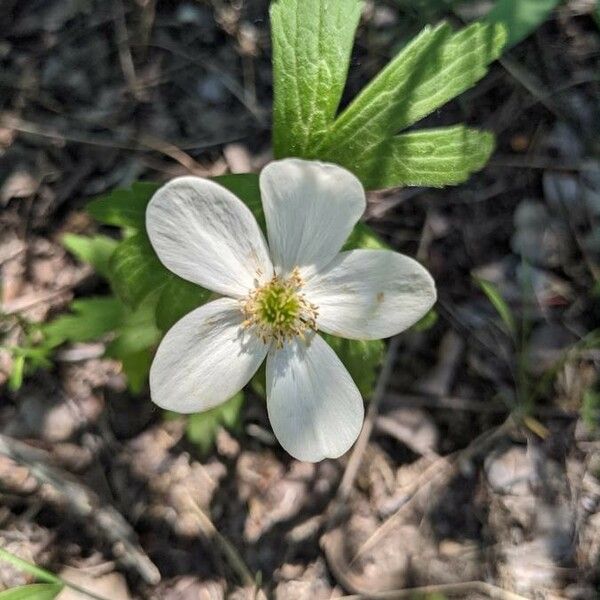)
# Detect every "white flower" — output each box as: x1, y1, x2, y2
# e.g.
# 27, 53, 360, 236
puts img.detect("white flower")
146, 158, 436, 462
